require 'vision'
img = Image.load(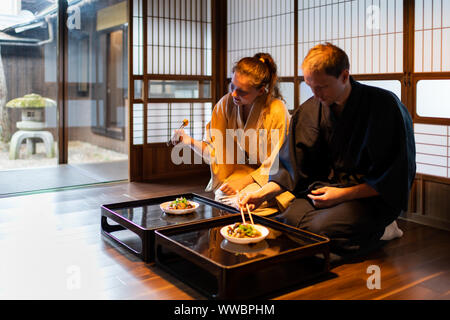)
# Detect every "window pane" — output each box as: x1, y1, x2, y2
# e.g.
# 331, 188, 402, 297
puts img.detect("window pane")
133, 103, 144, 145
134, 80, 143, 100
300, 79, 401, 105
414, 123, 450, 178
147, 102, 212, 143
279, 82, 294, 110
417, 80, 450, 118
358, 80, 401, 100
148, 80, 211, 99
300, 81, 314, 105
